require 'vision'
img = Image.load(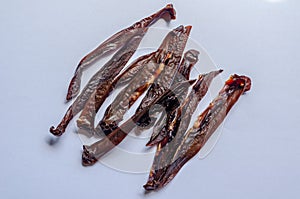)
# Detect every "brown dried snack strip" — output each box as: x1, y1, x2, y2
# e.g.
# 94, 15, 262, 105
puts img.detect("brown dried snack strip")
95, 25, 192, 136
144, 49, 199, 138
76, 51, 156, 136
81, 79, 196, 166
50, 5, 178, 136
67, 4, 176, 100
50, 33, 145, 136
136, 49, 199, 128
148, 70, 223, 147
143, 74, 251, 191
143, 71, 223, 190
